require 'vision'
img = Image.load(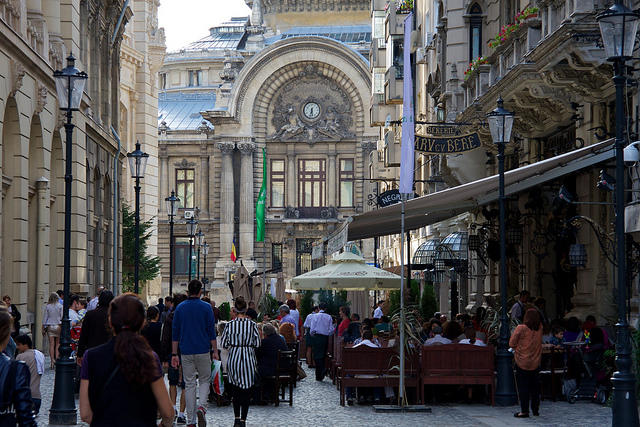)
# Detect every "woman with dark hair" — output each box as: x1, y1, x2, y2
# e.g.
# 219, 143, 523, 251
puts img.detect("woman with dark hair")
79, 294, 173, 426
141, 306, 162, 357
0, 306, 36, 426
337, 306, 351, 337
509, 308, 543, 418
442, 321, 464, 342
221, 296, 261, 427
